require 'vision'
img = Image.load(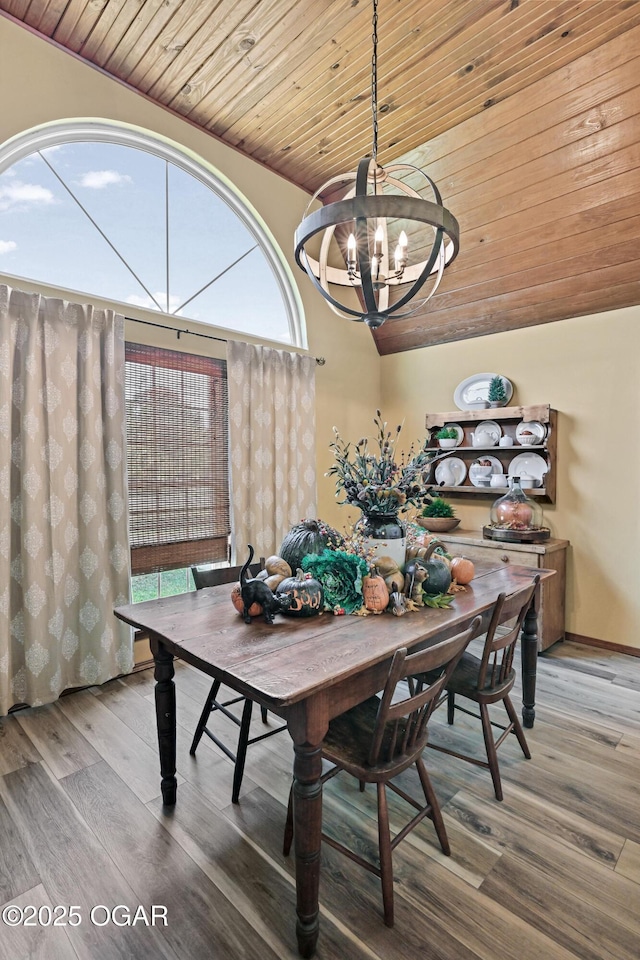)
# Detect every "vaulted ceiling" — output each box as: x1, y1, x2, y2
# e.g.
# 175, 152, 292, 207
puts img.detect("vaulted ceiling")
2, 0, 640, 353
